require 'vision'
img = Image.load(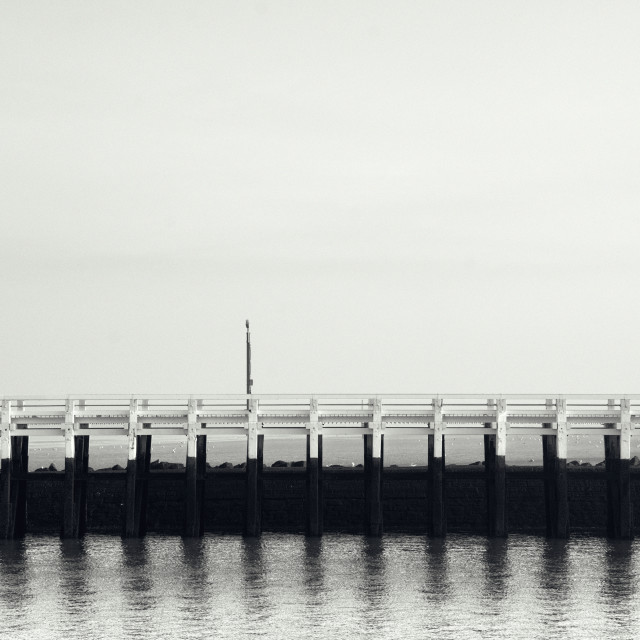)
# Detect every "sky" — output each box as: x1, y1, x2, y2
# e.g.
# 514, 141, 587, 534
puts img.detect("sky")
1, 1, 640, 395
